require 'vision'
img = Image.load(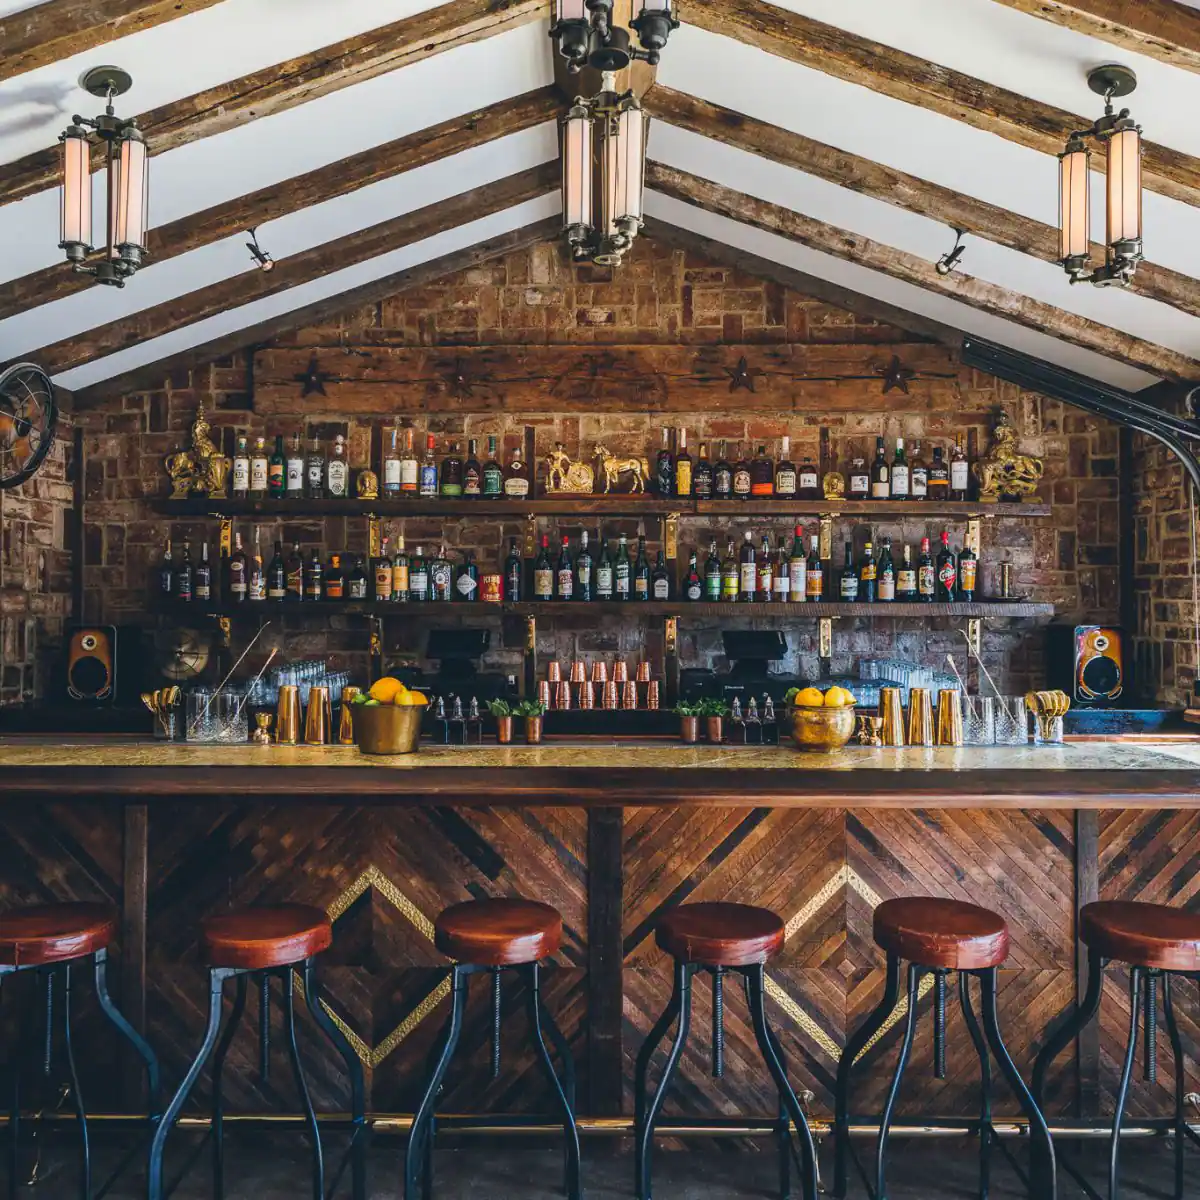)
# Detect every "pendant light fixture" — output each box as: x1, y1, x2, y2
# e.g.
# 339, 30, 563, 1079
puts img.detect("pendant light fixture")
58, 66, 149, 289
1058, 65, 1143, 288
562, 77, 647, 267
550, 0, 678, 73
